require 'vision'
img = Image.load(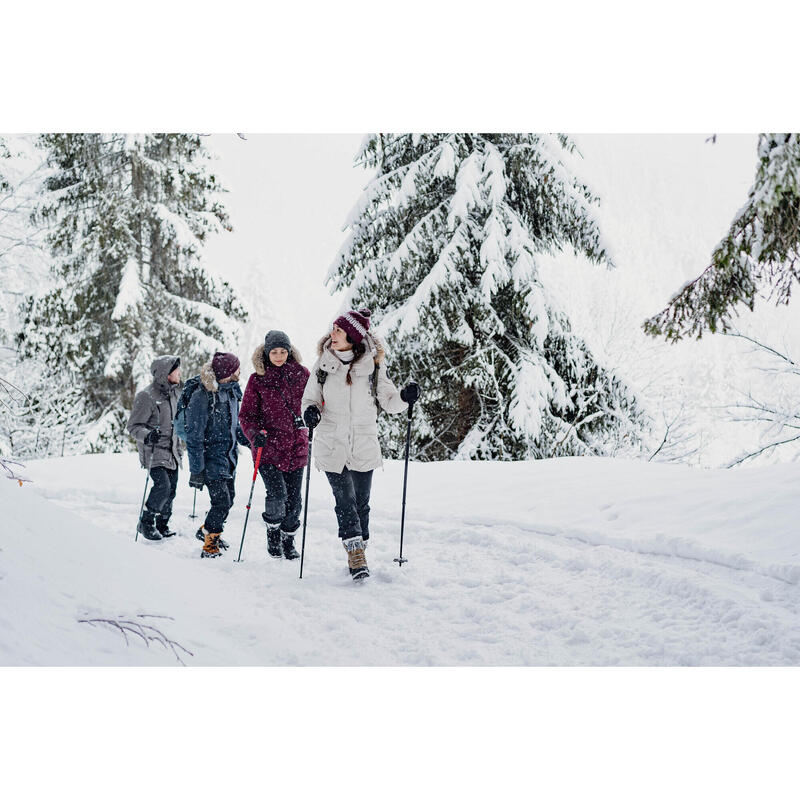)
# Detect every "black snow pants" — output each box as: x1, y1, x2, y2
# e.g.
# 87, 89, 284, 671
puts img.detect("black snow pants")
144, 466, 178, 525
204, 477, 236, 534
324, 468, 373, 541
259, 463, 304, 532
